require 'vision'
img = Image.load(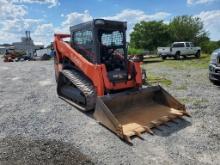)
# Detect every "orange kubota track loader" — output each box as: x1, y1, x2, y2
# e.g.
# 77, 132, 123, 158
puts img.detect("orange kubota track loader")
53, 19, 190, 143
